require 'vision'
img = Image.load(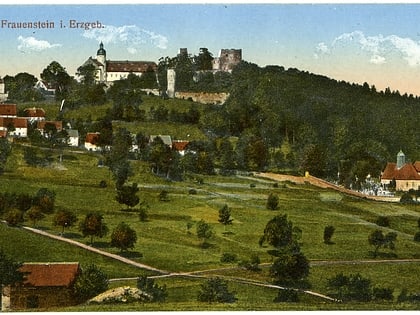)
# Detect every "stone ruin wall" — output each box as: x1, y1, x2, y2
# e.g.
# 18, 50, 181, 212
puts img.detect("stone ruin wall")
174, 91, 229, 105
